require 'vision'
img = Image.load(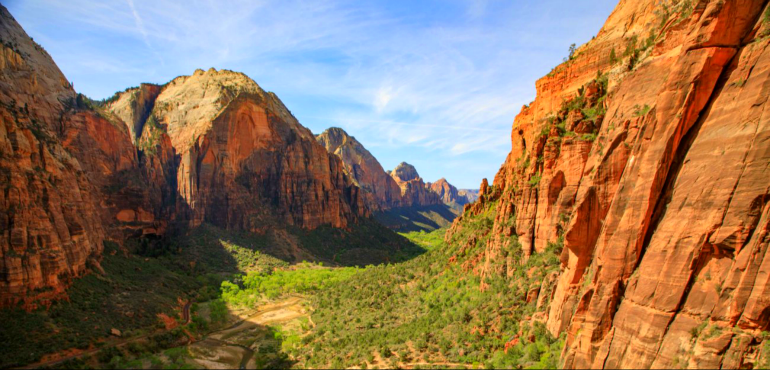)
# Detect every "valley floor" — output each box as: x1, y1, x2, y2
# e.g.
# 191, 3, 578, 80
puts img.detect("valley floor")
1, 205, 569, 370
